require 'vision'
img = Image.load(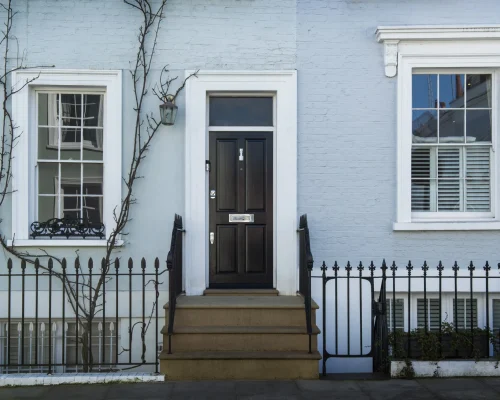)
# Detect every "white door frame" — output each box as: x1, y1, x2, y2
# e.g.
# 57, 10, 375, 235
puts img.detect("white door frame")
184, 70, 298, 295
